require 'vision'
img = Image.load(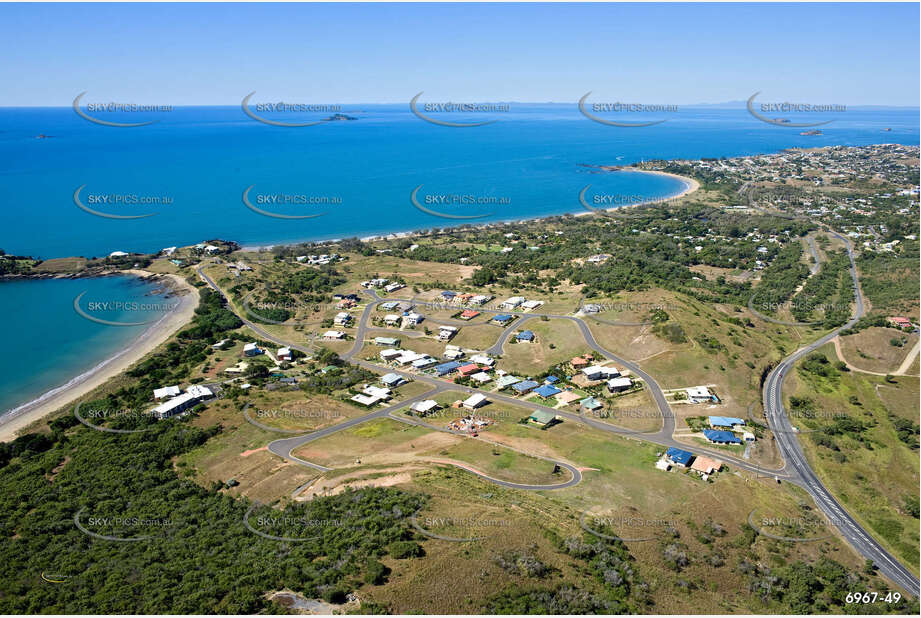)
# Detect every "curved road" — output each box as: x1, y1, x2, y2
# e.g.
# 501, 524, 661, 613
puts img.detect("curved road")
198, 258, 918, 592
762, 233, 919, 594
